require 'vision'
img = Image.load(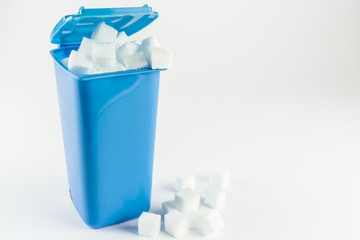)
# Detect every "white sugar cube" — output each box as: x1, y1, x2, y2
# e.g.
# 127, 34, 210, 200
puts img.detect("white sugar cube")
147, 47, 173, 69
210, 170, 231, 188
175, 188, 200, 211
92, 42, 116, 68
175, 174, 196, 191
141, 36, 161, 50
204, 185, 226, 209
91, 22, 118, 42
60, 57, 69, 67
123, 52, 148, 70
164, 212, 188, 239
94, 63, 126, 74
197, 210, 225, 236
162, 200, 179, 214
68, 50, 92, 74
184, 209, 202, 230
89, 67, 104, 74
116, 31, 129, 48
138, 212, 161, 238
116, 42, 140, 63
78, 37, 95, 60
112, 63, 126, 72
